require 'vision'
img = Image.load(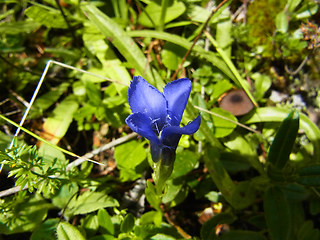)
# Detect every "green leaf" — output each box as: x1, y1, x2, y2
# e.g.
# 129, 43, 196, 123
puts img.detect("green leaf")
297, 221, 320, 240
82, 23, 131, 90
166, 183, 188, 207
242, 107, 320, 158
267, 111, 299, 169
186, 4, 211, 23
210, 80, 233, 101
82, 214, 99, 237
0, 20, 40, 34
170, 150, 198, 179
0, 150, 13, 162
65, 191, 119, 216
73, 81, 86, 97
186, 103, 223, 150
120, 213, 135, 233
275, 11, 288, 33
211, 108, 237, 138
297, 165, 320, 186
224, 134, 263, 174
0, 195, 52, 234
161, 43, 189, 70
89, 235, 114, 240
264, 186, 291, 240
98, 209, 114, 235
37, 143, 67, 173
81, 4, 162, 88
30, 82, 70, 118
231, 181, 257, 209
204, 146, 237, 208
56, 222, 86, 240
127, 30, 235, 82
41, 95, 79, 144
31, 218, 59, 240
25, 5, 68, 29
138, 1, 186, 28
114, 140, 147, 181
287, 0, 302, 12
150, 234, 176, 240
102, 96, 126, 108
145, 181, 161, 211
186, 0, 231, 24
52, 183, 79, 209
89, 235, 115, 240
140, 210, 162, 226
162, 178, 184, 204
294, 1, 318, 19
251, 73, 272, 101
45, 47, 80, 61
216, 9, 232, 58
85, 81, 102, 106
205, 32, 257, 106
